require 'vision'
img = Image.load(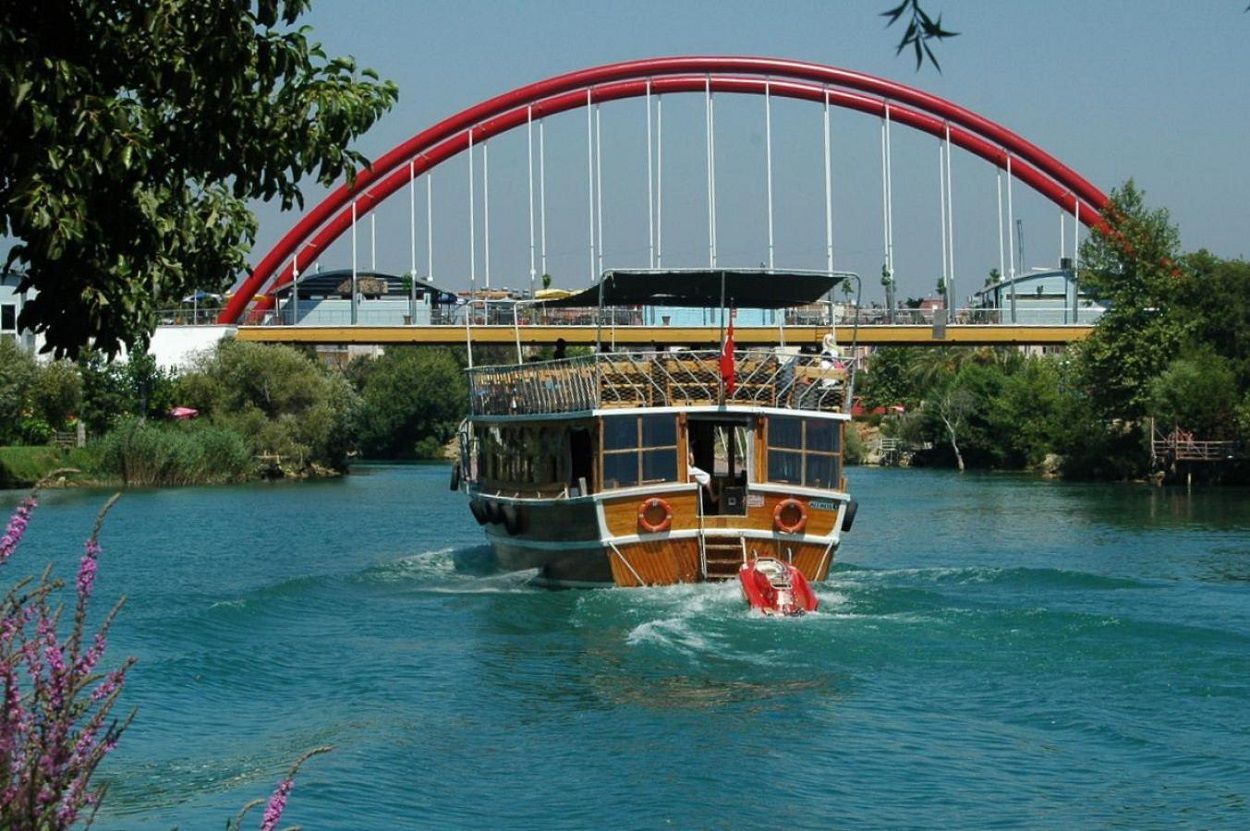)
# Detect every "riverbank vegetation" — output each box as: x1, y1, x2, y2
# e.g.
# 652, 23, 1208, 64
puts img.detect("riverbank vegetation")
856, 182, 1250, 482
0, 338, 469, 487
